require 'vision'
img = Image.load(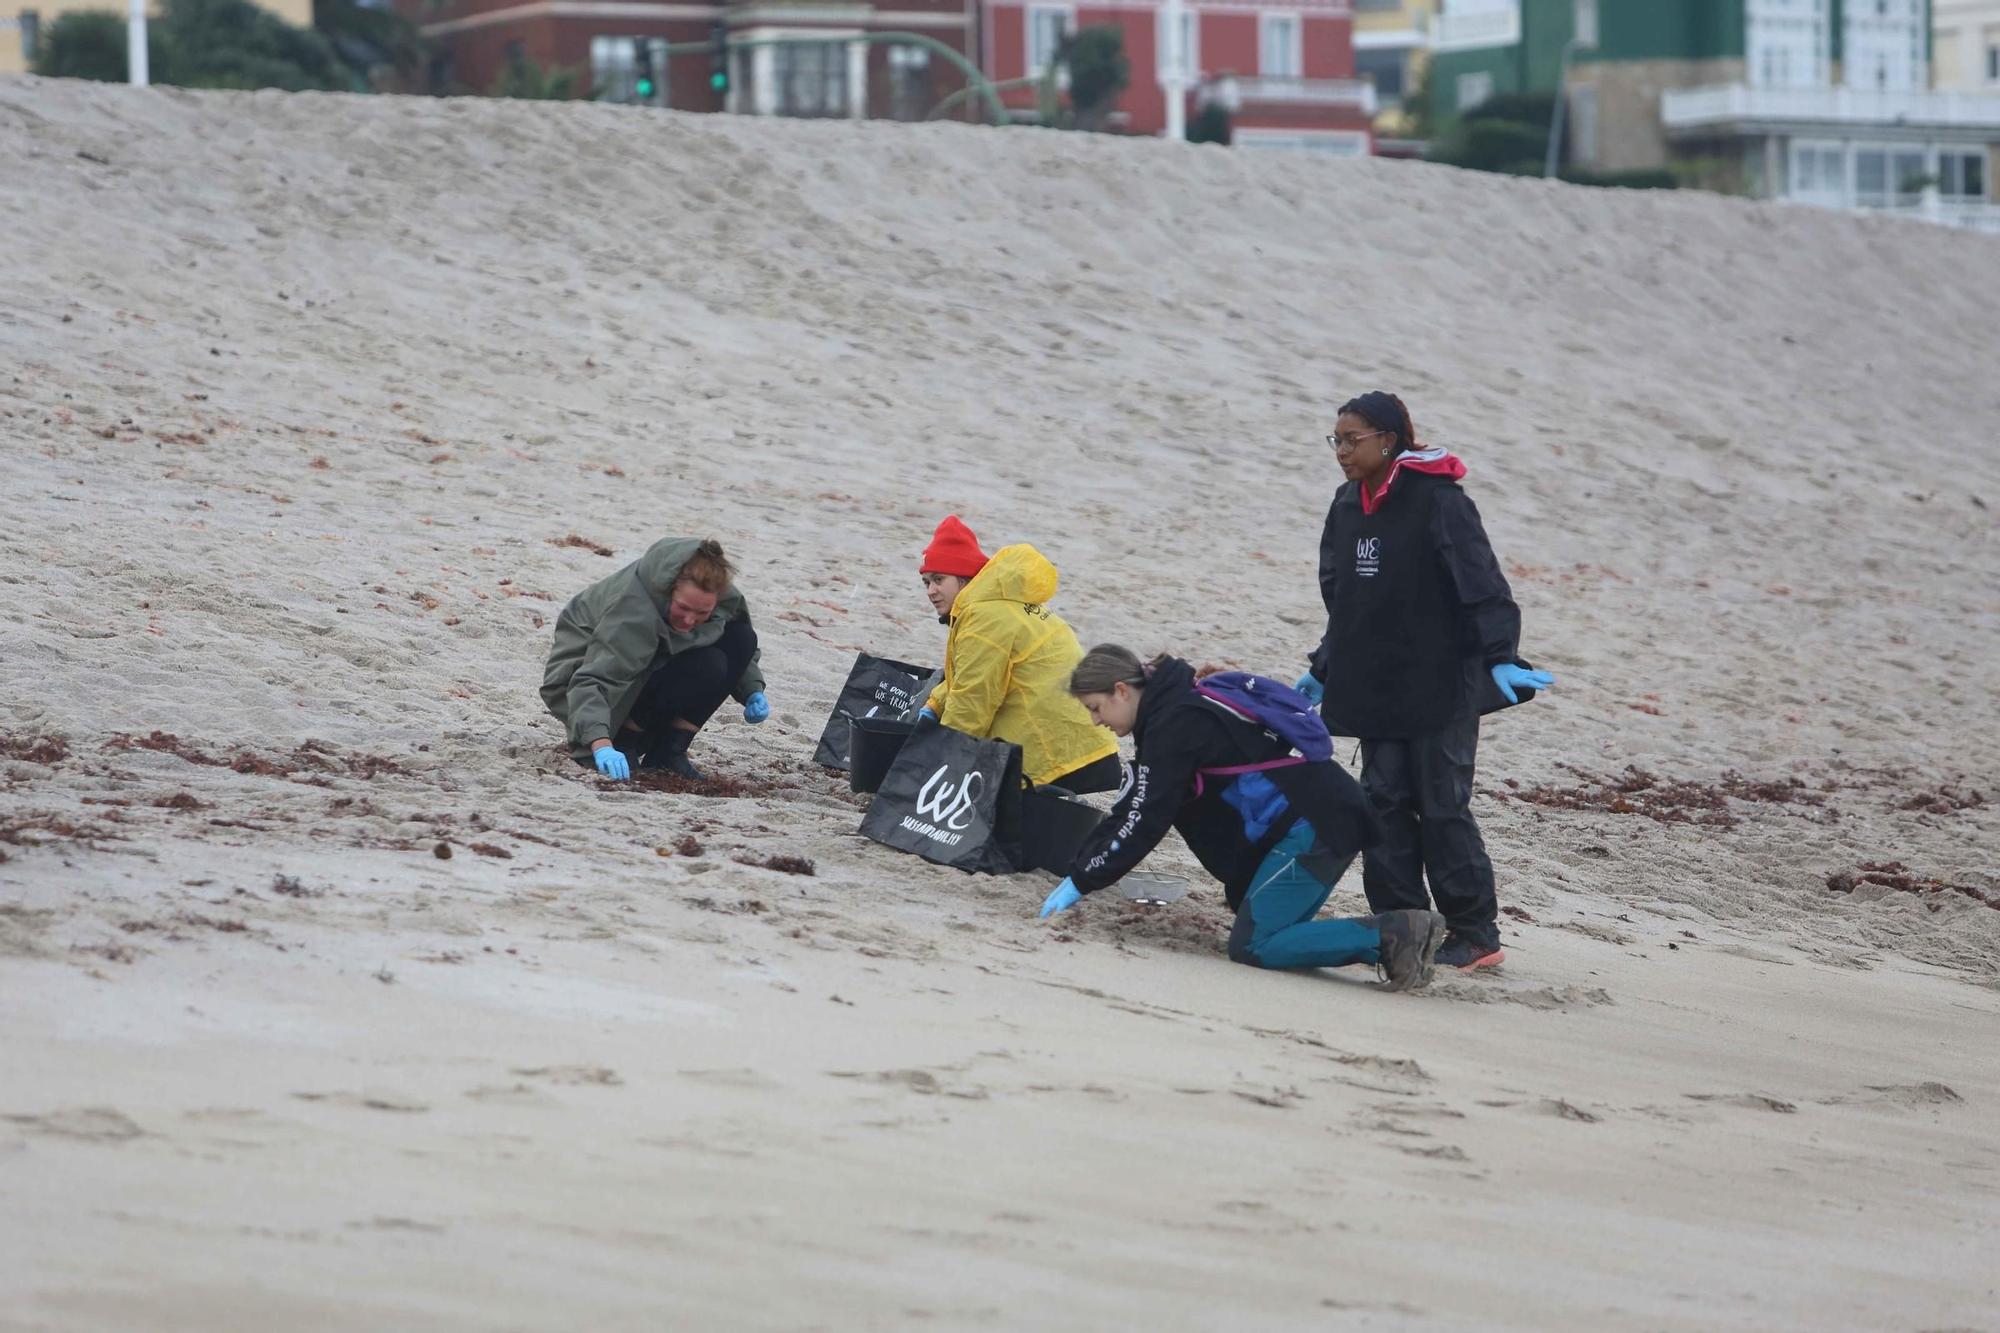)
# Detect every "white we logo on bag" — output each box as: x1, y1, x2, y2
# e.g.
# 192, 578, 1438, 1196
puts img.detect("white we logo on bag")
916, 765, 984, 831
